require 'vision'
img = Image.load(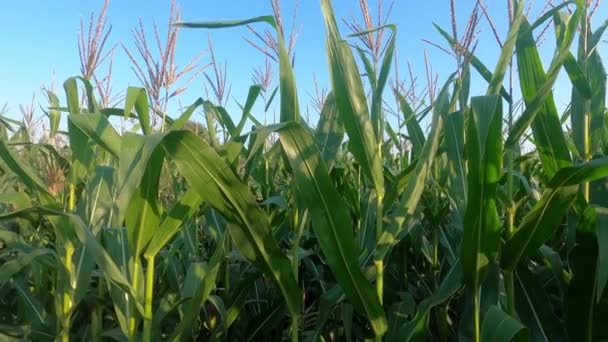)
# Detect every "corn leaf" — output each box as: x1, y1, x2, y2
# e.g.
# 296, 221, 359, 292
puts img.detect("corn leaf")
277, 121, 387, 336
